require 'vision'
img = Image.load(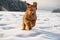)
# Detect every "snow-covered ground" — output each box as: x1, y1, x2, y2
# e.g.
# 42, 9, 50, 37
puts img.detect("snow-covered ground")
0, 10, 60, 40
